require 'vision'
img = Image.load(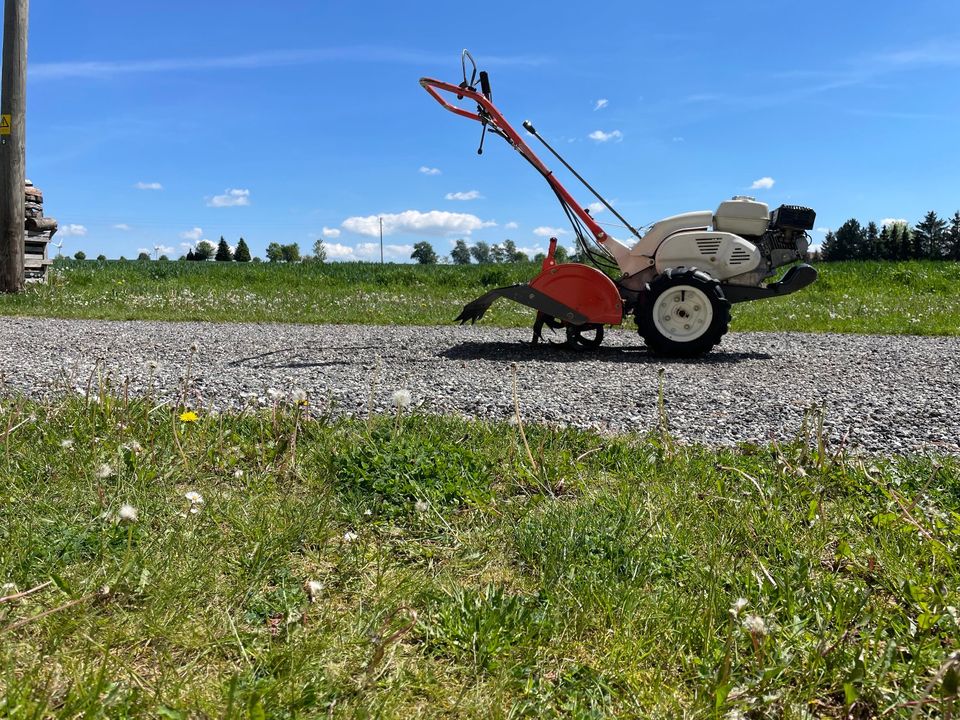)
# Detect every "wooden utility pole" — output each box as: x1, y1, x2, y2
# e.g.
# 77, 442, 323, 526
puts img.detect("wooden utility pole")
0, 0, 28, 293
379, 216, 383, 264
